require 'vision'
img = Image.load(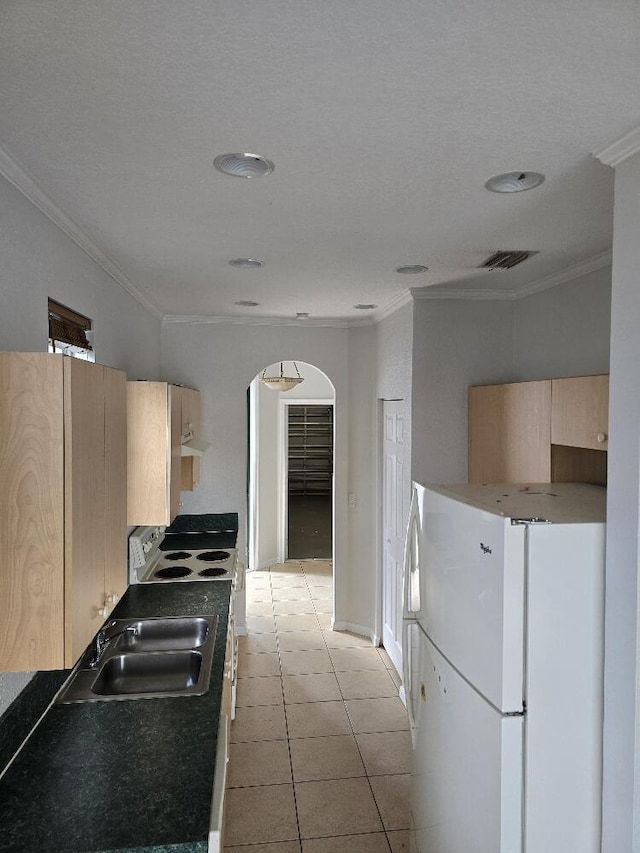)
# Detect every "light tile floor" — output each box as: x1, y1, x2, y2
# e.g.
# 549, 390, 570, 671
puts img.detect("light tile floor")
224, 560, 411, 853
